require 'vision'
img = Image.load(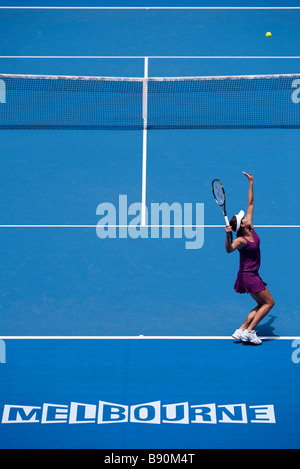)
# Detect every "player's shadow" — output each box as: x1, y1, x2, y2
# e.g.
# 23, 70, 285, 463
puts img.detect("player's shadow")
241, 315, 278, 345
234, 315, 278, 346
256, 315, 278, 340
